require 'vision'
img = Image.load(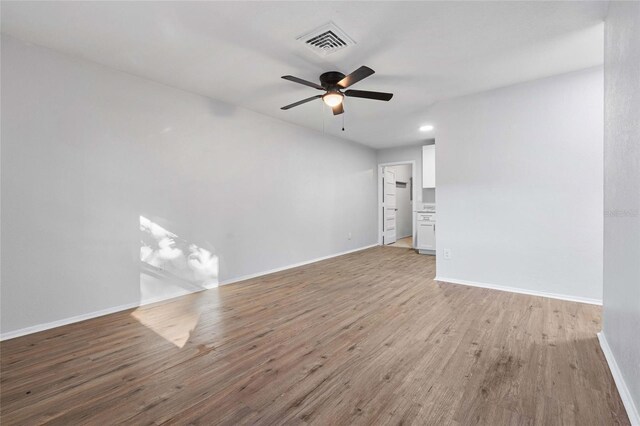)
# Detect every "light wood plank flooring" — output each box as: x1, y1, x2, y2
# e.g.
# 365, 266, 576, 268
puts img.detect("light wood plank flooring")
387, 236, 413, 248
0, 247, 629, 425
